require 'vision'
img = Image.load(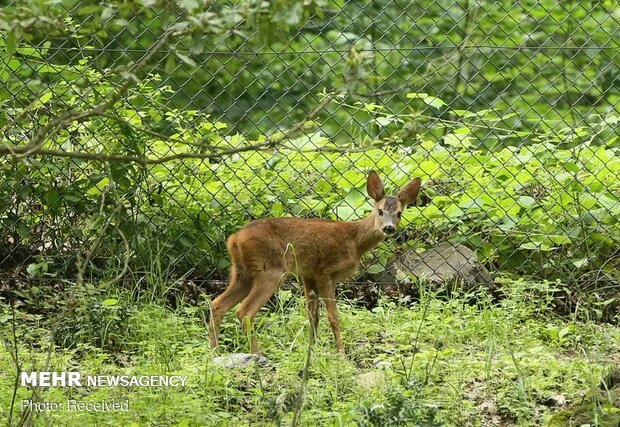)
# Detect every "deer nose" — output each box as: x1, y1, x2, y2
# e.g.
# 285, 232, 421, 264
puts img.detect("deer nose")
383, 225, 395, 234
